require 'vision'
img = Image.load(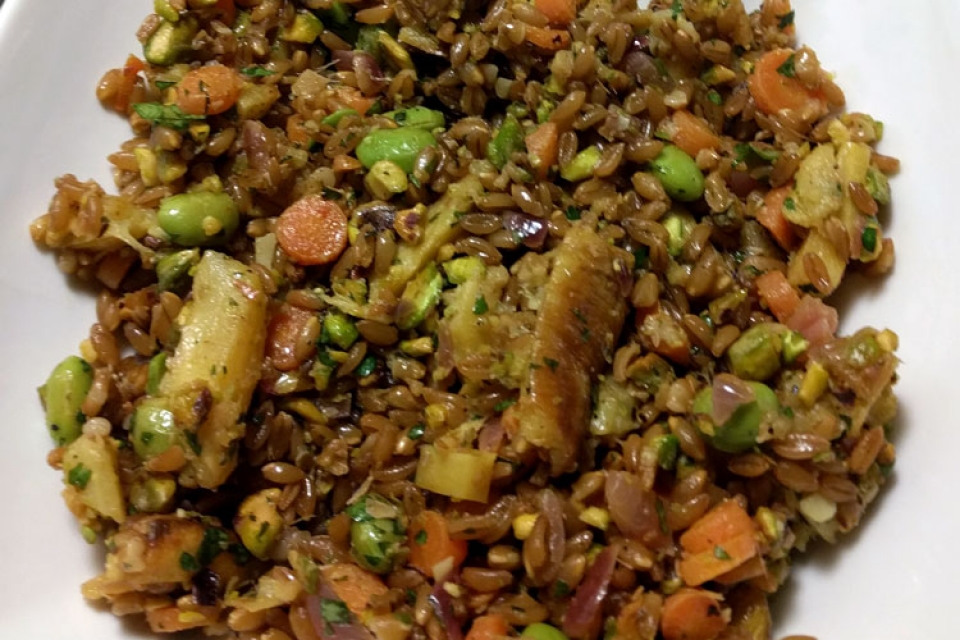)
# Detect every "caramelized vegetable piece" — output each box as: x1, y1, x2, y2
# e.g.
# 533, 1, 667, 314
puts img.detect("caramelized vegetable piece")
158, 251, 268, 489
514, 225, 631, 473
